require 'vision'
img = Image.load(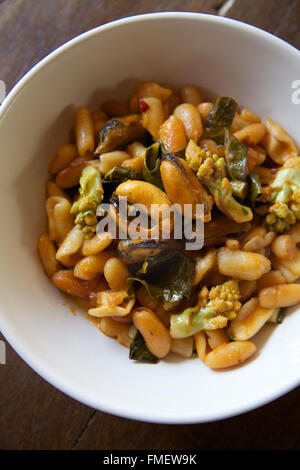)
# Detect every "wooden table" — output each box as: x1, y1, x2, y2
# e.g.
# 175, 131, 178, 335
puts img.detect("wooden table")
0, 0, 299, 450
